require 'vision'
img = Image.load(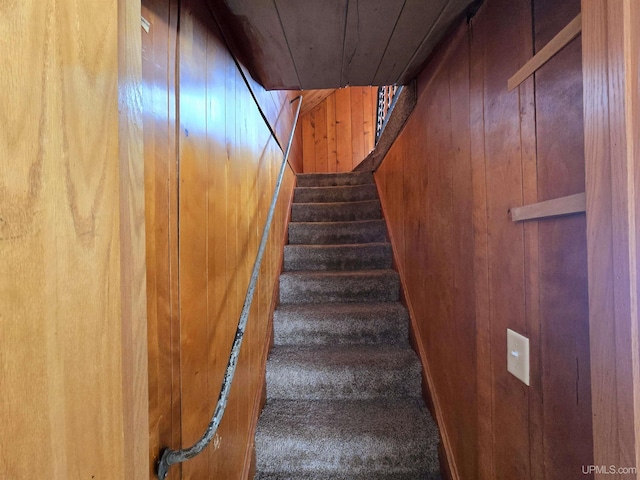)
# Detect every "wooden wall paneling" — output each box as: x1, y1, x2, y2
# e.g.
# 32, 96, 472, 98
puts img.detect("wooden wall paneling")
142, 0, 299, 477
299, 86, 378, 173
582, 0, 640, 476
142, 2, 160, 474
205, 24, 230, 478
235, 57, 249, 471
326, 93, 337, 172
286, 92, 304, 173
518, 36, 543, 480
166, 2, 183, 475
313, 102, 329, 173
362, 88, 374, 159
372, 0, 448, 85
178, 4, 211, 476
301, 113, 316, 173
397, 0, 470, 84
534, 1, 593, 477
142, 0, 182, 476
274, 0, 347, 88
118, 0, 150, 477
350, 87, 365, 169
299, 89, 336, 116
481, 1, 532, 477
207, 0, 300, 90
507, 13, 582, 91
375, 144, 406, 270
447, 30, 478, 480
335, 88, 353, 172
0, 0, 150, 477
341, 0, 404, 85
223, 53, 243, 473
468, 7, 493, 478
